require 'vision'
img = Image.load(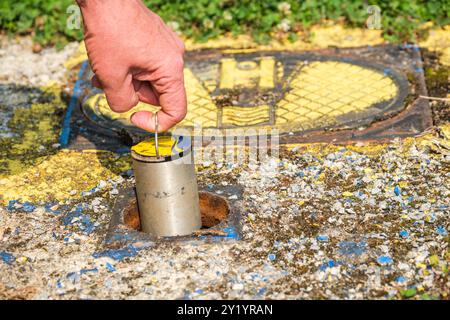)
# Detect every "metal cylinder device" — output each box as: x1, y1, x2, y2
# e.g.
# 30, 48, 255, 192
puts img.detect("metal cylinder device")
131, 134, 201, 237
